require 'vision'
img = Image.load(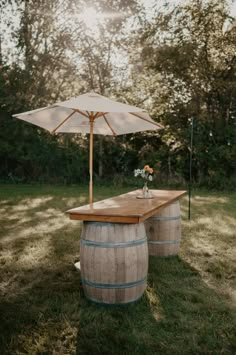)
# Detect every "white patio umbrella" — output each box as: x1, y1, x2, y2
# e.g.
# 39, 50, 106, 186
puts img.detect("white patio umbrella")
13, 92, 163, 203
